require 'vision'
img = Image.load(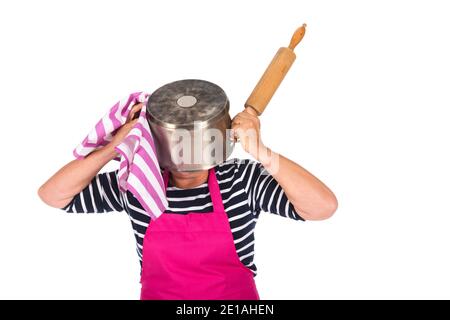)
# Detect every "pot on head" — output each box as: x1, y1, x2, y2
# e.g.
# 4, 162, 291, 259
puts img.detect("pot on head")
146, 79, 234, 172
